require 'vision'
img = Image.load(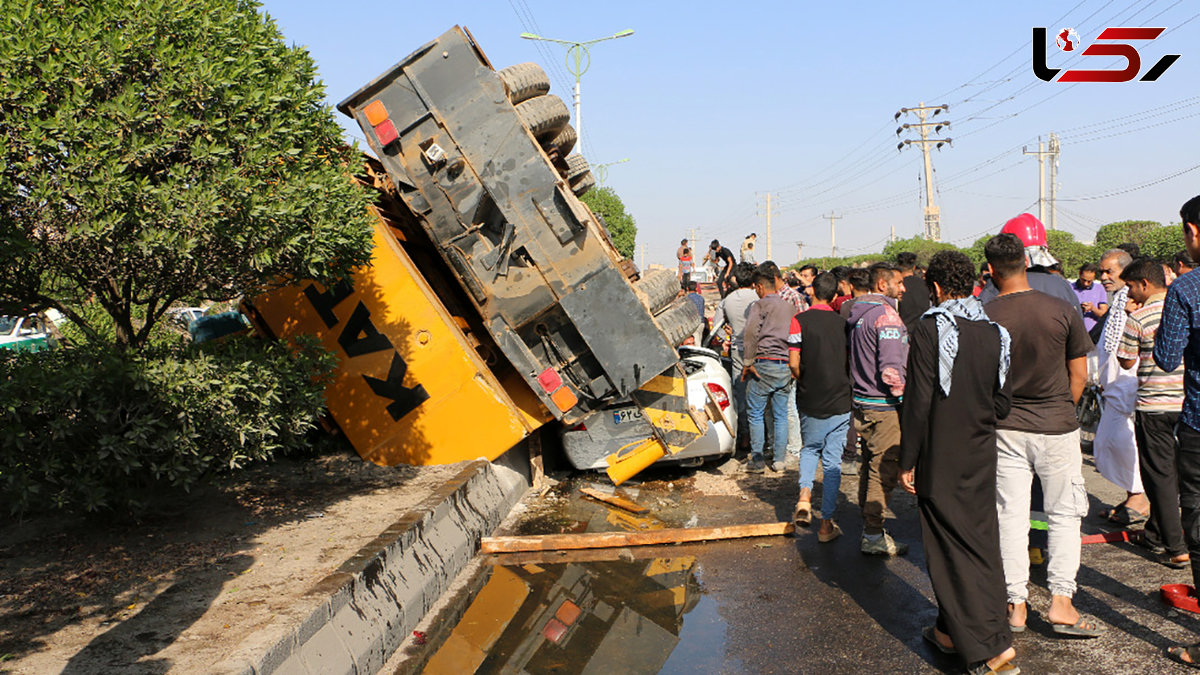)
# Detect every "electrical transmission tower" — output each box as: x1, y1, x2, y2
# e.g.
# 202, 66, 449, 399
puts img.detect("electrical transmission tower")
896, 102, 951, 242
1023, 133, 1061, 228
